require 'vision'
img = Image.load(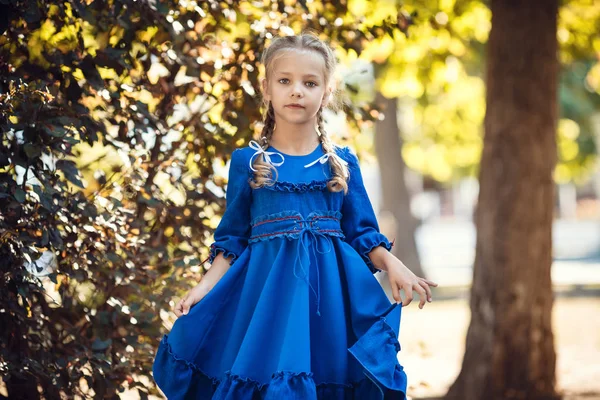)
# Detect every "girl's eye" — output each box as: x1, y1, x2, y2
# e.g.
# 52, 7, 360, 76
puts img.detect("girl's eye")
278, 78, 289, 84
305, 81, 317, 87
